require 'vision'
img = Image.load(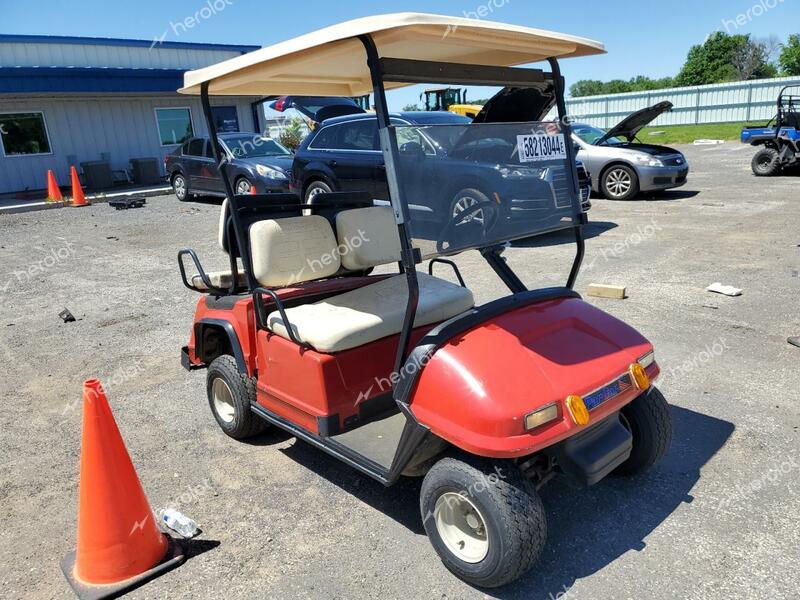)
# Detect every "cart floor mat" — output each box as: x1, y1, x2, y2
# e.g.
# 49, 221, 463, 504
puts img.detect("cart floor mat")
330, 412, 407, 470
